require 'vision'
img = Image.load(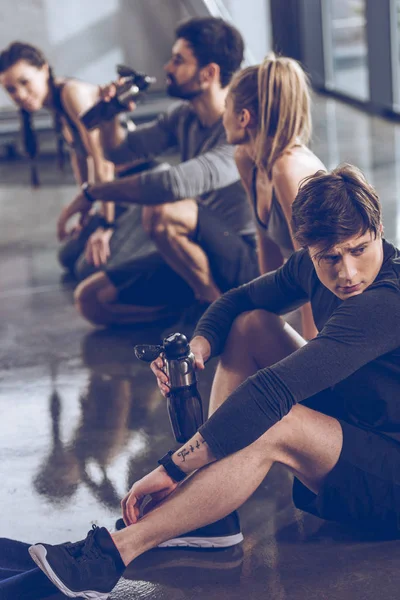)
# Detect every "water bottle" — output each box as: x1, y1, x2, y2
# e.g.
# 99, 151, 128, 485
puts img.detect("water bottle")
80, 64, 156, 131
134, 333, 204, 443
